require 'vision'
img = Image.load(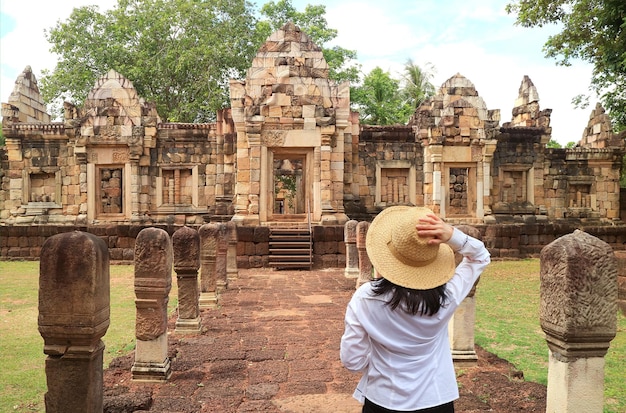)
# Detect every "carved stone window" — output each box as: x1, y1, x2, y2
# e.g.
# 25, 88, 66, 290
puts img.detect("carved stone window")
381, 169, 410, 205
28, 172, 59, 203
449, 168, 469, 215
501, 170, 526, 203
98, 167, 124, 215
162, 169, 192, 205
567, 183, 592, 208
375, 160, 416, 207
157, 166, 198, 209
493, 165, 534, 214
